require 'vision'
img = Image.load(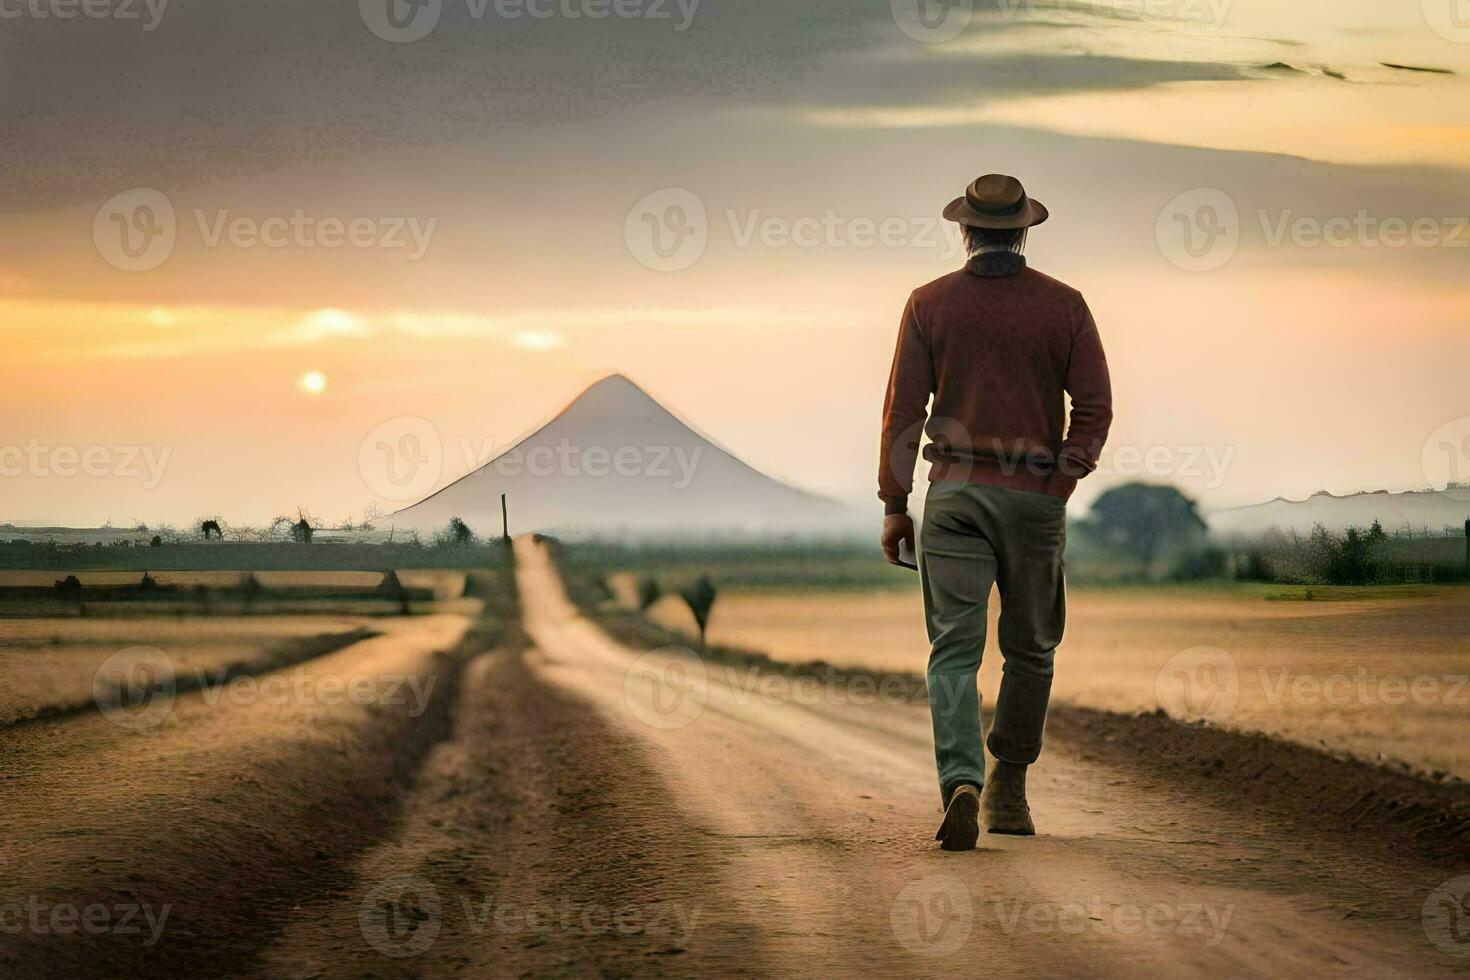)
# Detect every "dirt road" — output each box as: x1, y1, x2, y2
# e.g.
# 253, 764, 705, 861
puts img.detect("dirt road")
498, 537, 1467, 977
4, 545, 1466, 977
